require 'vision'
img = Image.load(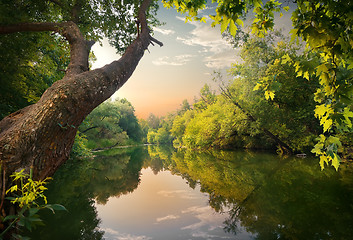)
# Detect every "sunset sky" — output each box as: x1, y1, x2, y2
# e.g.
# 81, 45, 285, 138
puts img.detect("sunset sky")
91, 2, 292, 119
